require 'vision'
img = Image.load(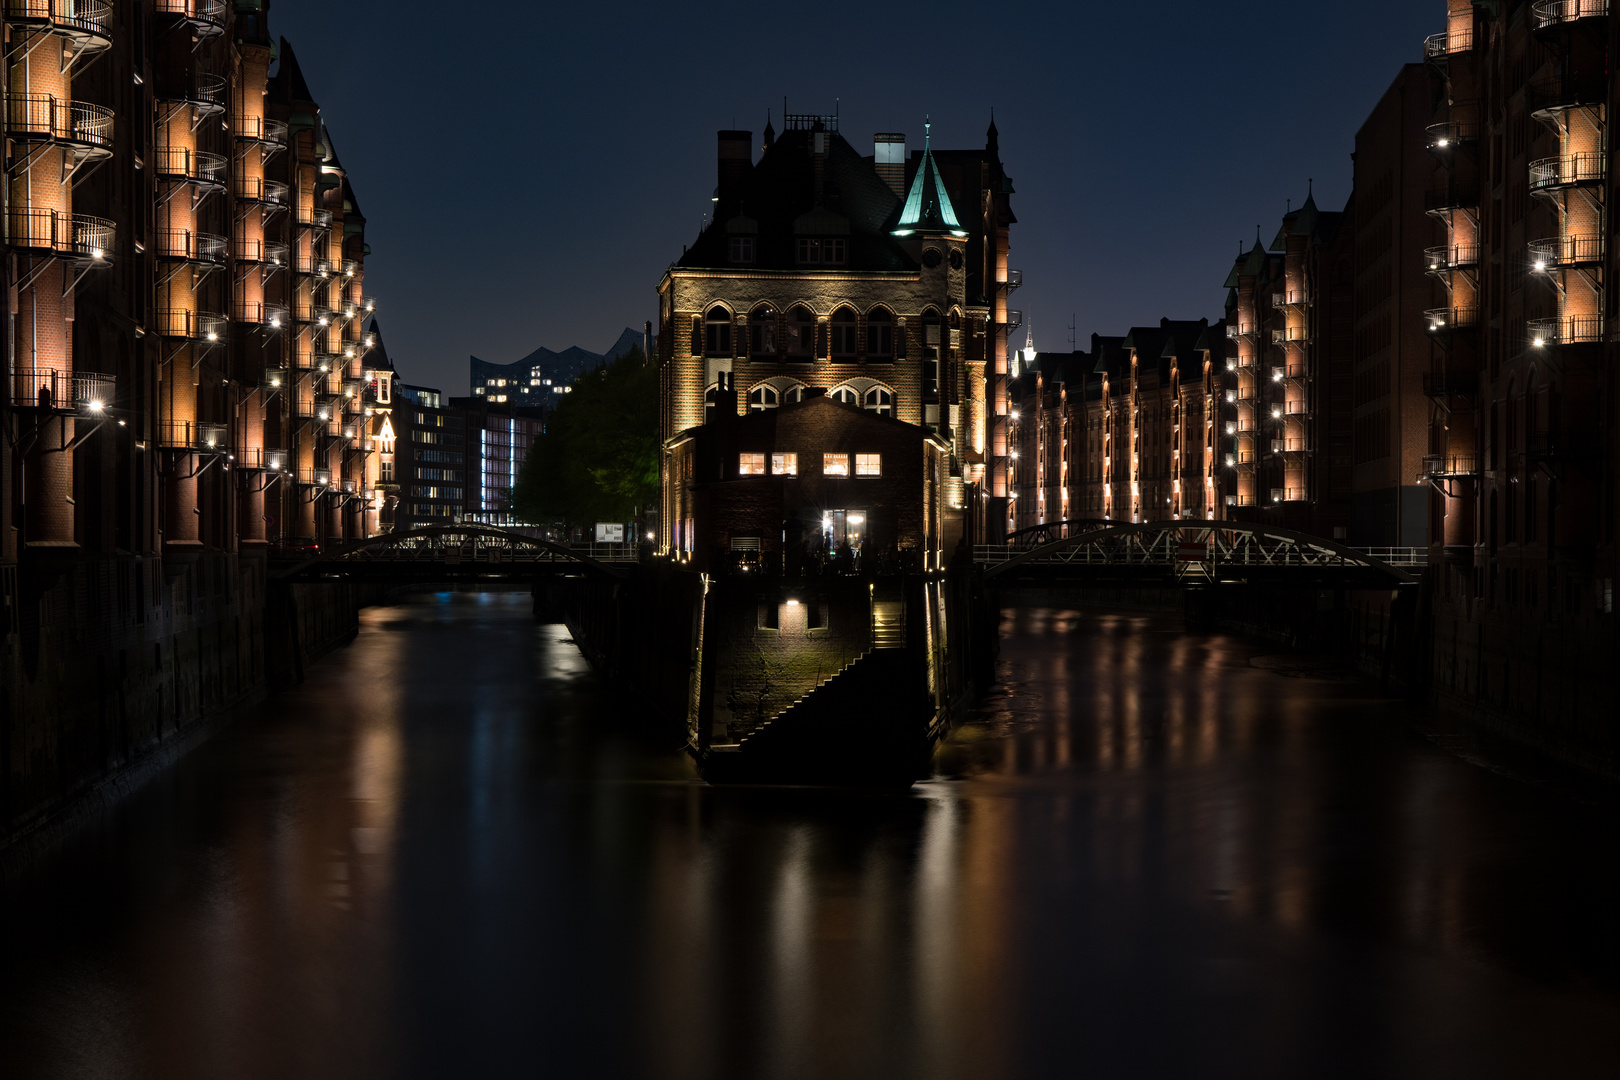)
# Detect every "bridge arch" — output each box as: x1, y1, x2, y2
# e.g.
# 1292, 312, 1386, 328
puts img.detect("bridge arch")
984, 519, 1418, 585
